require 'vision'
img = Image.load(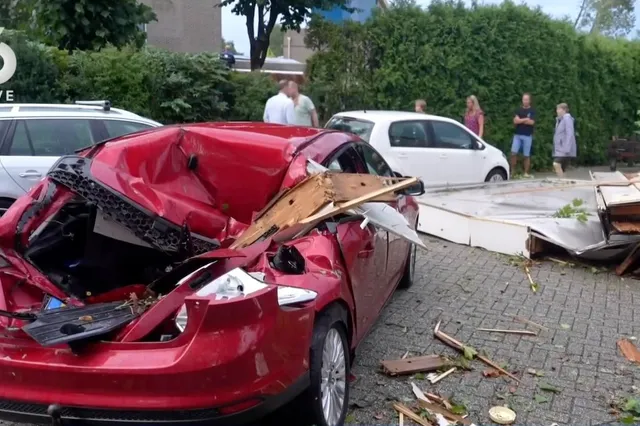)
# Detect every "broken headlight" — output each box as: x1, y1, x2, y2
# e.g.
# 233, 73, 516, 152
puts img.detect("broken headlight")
175, 267, 318, 332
